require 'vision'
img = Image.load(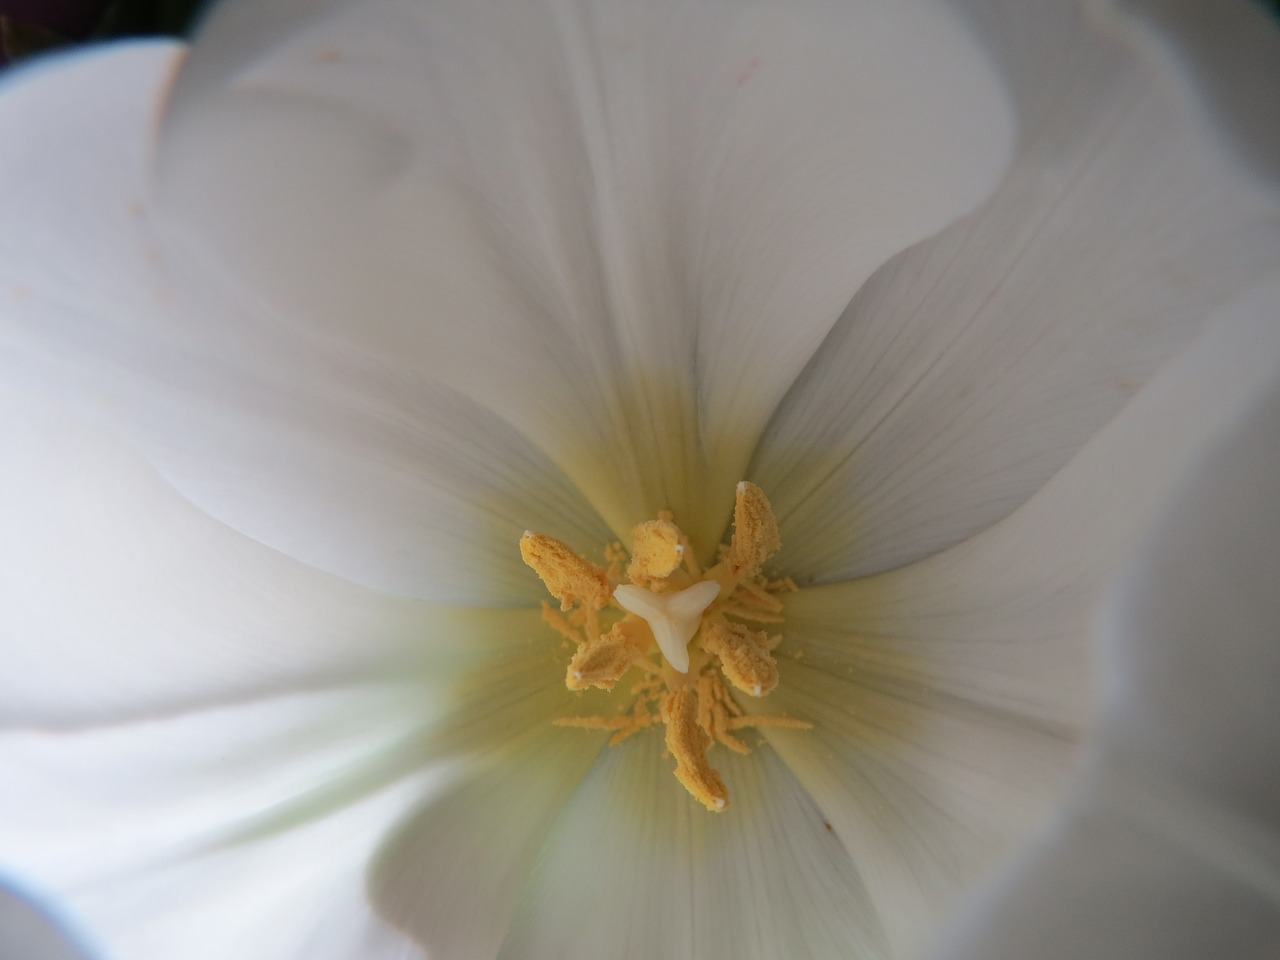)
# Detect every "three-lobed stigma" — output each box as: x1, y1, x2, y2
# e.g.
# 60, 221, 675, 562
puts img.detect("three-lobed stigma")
520, 482, 810, 812
613, 580, 720, 673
